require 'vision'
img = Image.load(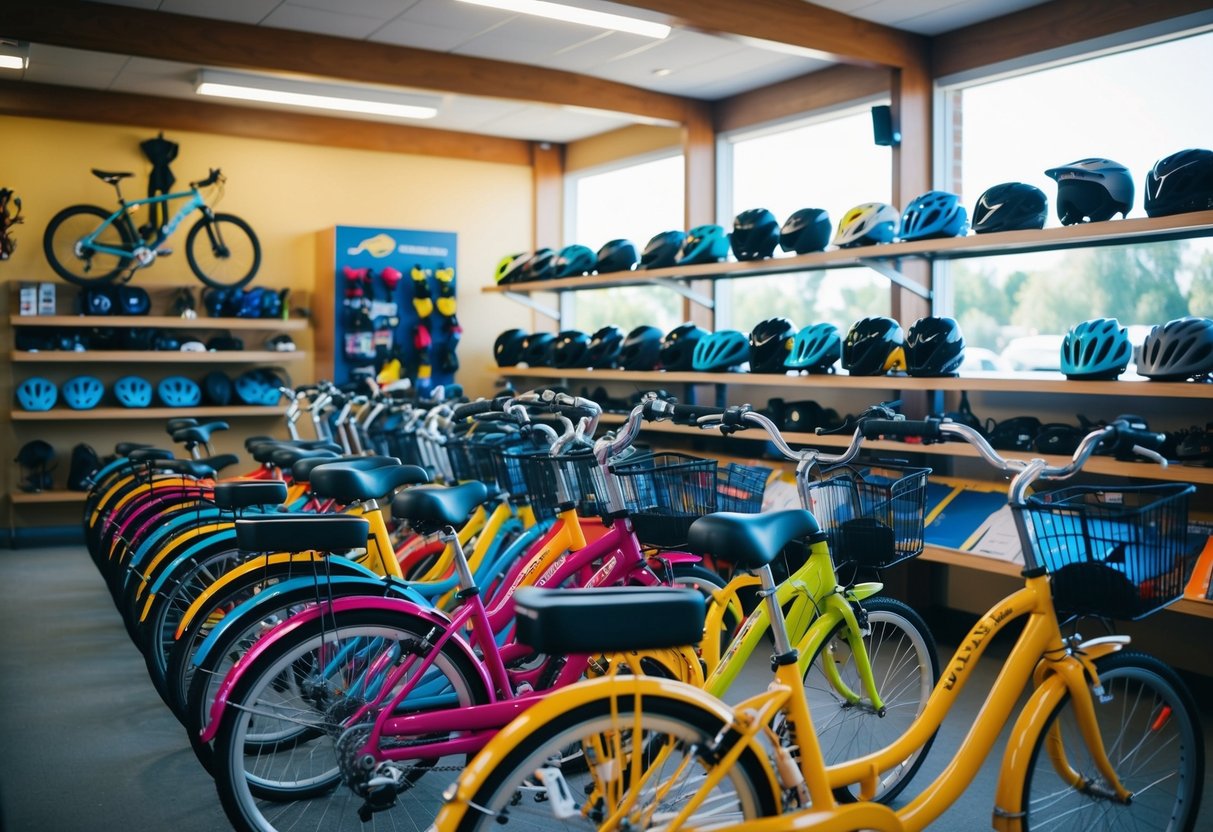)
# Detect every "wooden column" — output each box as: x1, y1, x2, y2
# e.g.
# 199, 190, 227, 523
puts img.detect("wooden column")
891, 59, 933, 328
530, 141, 565, 331
683, 101, 716, 331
